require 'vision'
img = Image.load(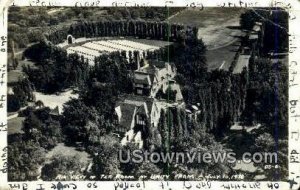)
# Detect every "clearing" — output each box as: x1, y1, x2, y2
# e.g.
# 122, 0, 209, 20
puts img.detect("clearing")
34, 90, 79, 112
8, 116, 25, 135
168, 7, 245, 70
46, 143, 91, 165
206, 40, 241, 70
168, 7, 244, 49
